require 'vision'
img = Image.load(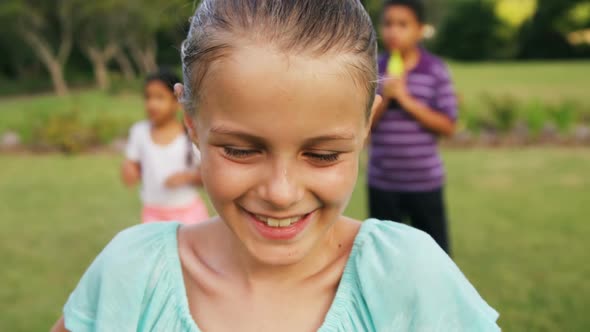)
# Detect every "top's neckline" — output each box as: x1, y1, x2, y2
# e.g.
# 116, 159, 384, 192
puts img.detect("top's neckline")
165, 219, 378, 331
